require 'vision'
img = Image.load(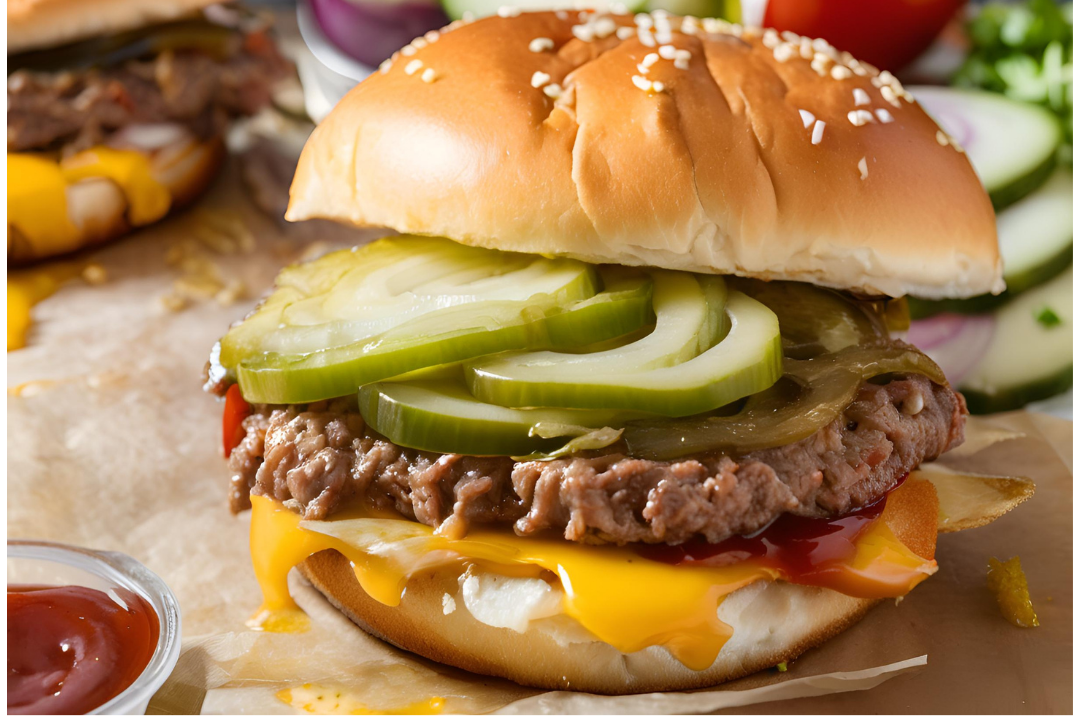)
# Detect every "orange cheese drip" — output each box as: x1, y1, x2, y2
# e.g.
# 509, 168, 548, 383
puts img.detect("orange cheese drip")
247, 491, 935, 671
